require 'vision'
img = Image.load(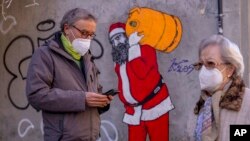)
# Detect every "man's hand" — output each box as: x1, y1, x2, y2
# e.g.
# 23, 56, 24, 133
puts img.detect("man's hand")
85, 92, 112, 107
128, 31, 144, 46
